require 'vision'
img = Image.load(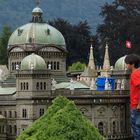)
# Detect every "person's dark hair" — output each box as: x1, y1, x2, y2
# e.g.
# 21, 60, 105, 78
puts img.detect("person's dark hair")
125, 54, 140, 68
